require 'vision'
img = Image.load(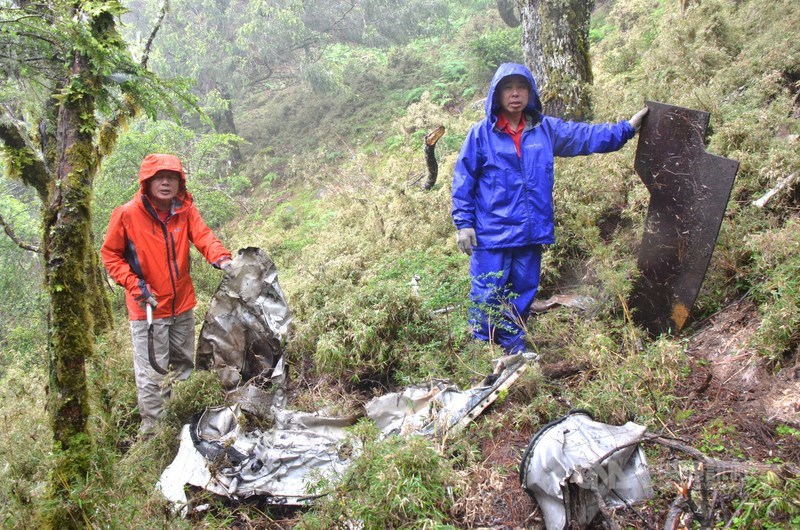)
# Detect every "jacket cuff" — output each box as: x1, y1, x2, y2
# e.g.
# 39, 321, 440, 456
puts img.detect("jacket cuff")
135, 279, 152, 301
621, 120, 636, 138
